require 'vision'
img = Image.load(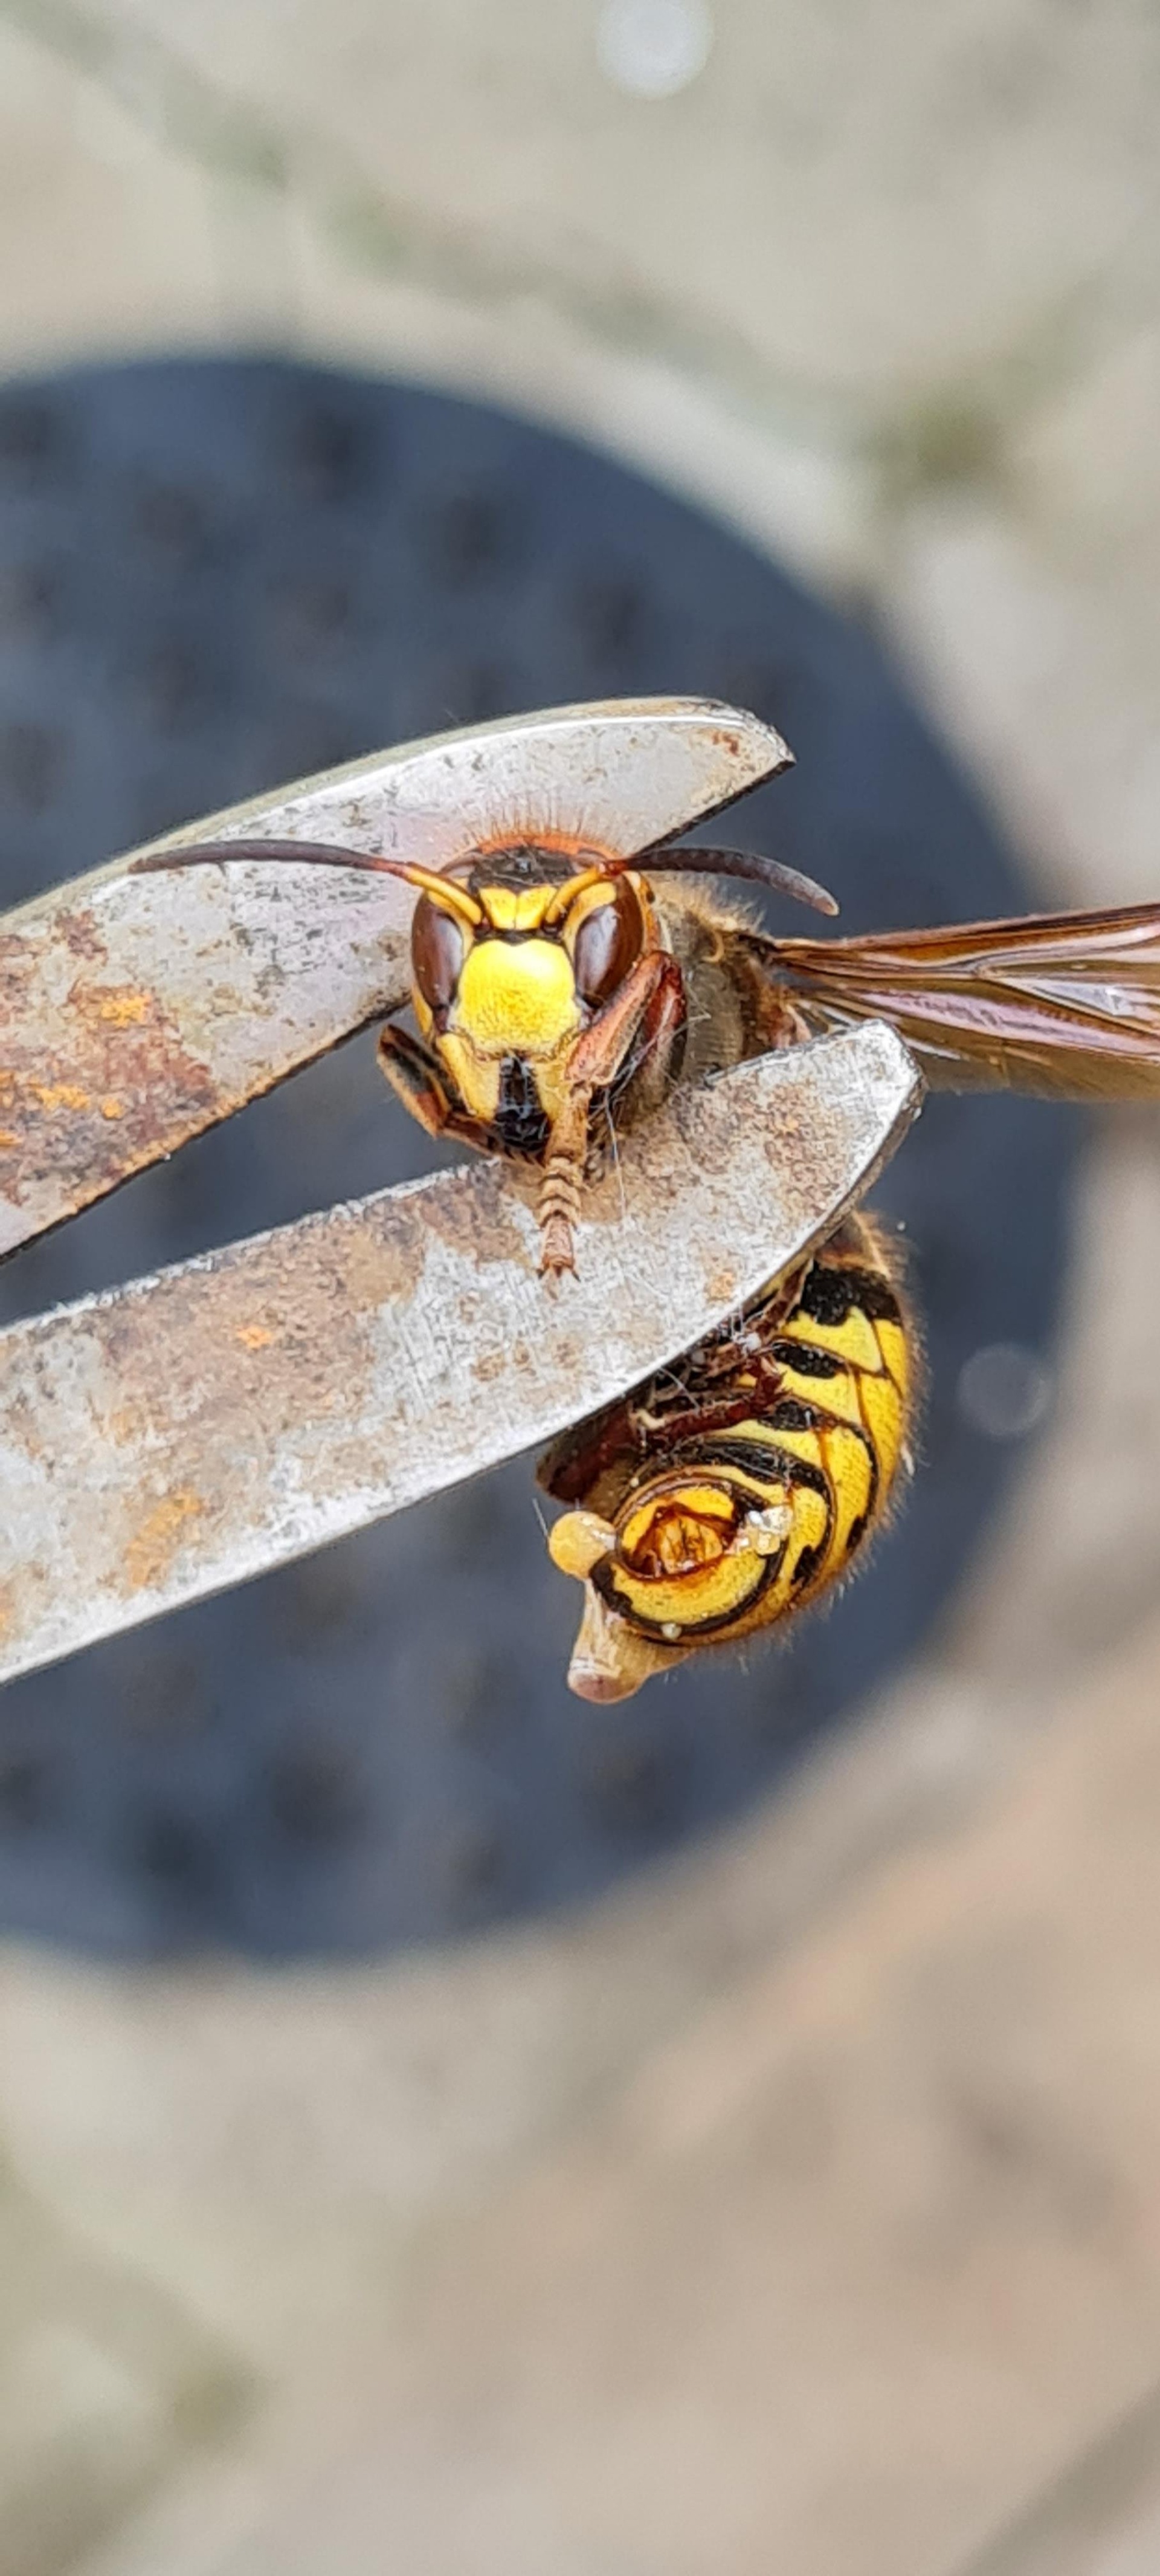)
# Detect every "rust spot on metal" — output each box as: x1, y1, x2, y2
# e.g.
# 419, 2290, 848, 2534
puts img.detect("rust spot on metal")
31, 1081, 92, 1113
0, 932, 31, 970
0, 937, 222, 1235
105, 1400, 150, 1448
422, 1180, 530, 1272
57, 905, 108, 963
120, 1489, 205, 1596
91, 988, 152, 1027
764, 1096, 838, 1193
323, 1211, 428, 1315
1, 1377, 50, 1463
